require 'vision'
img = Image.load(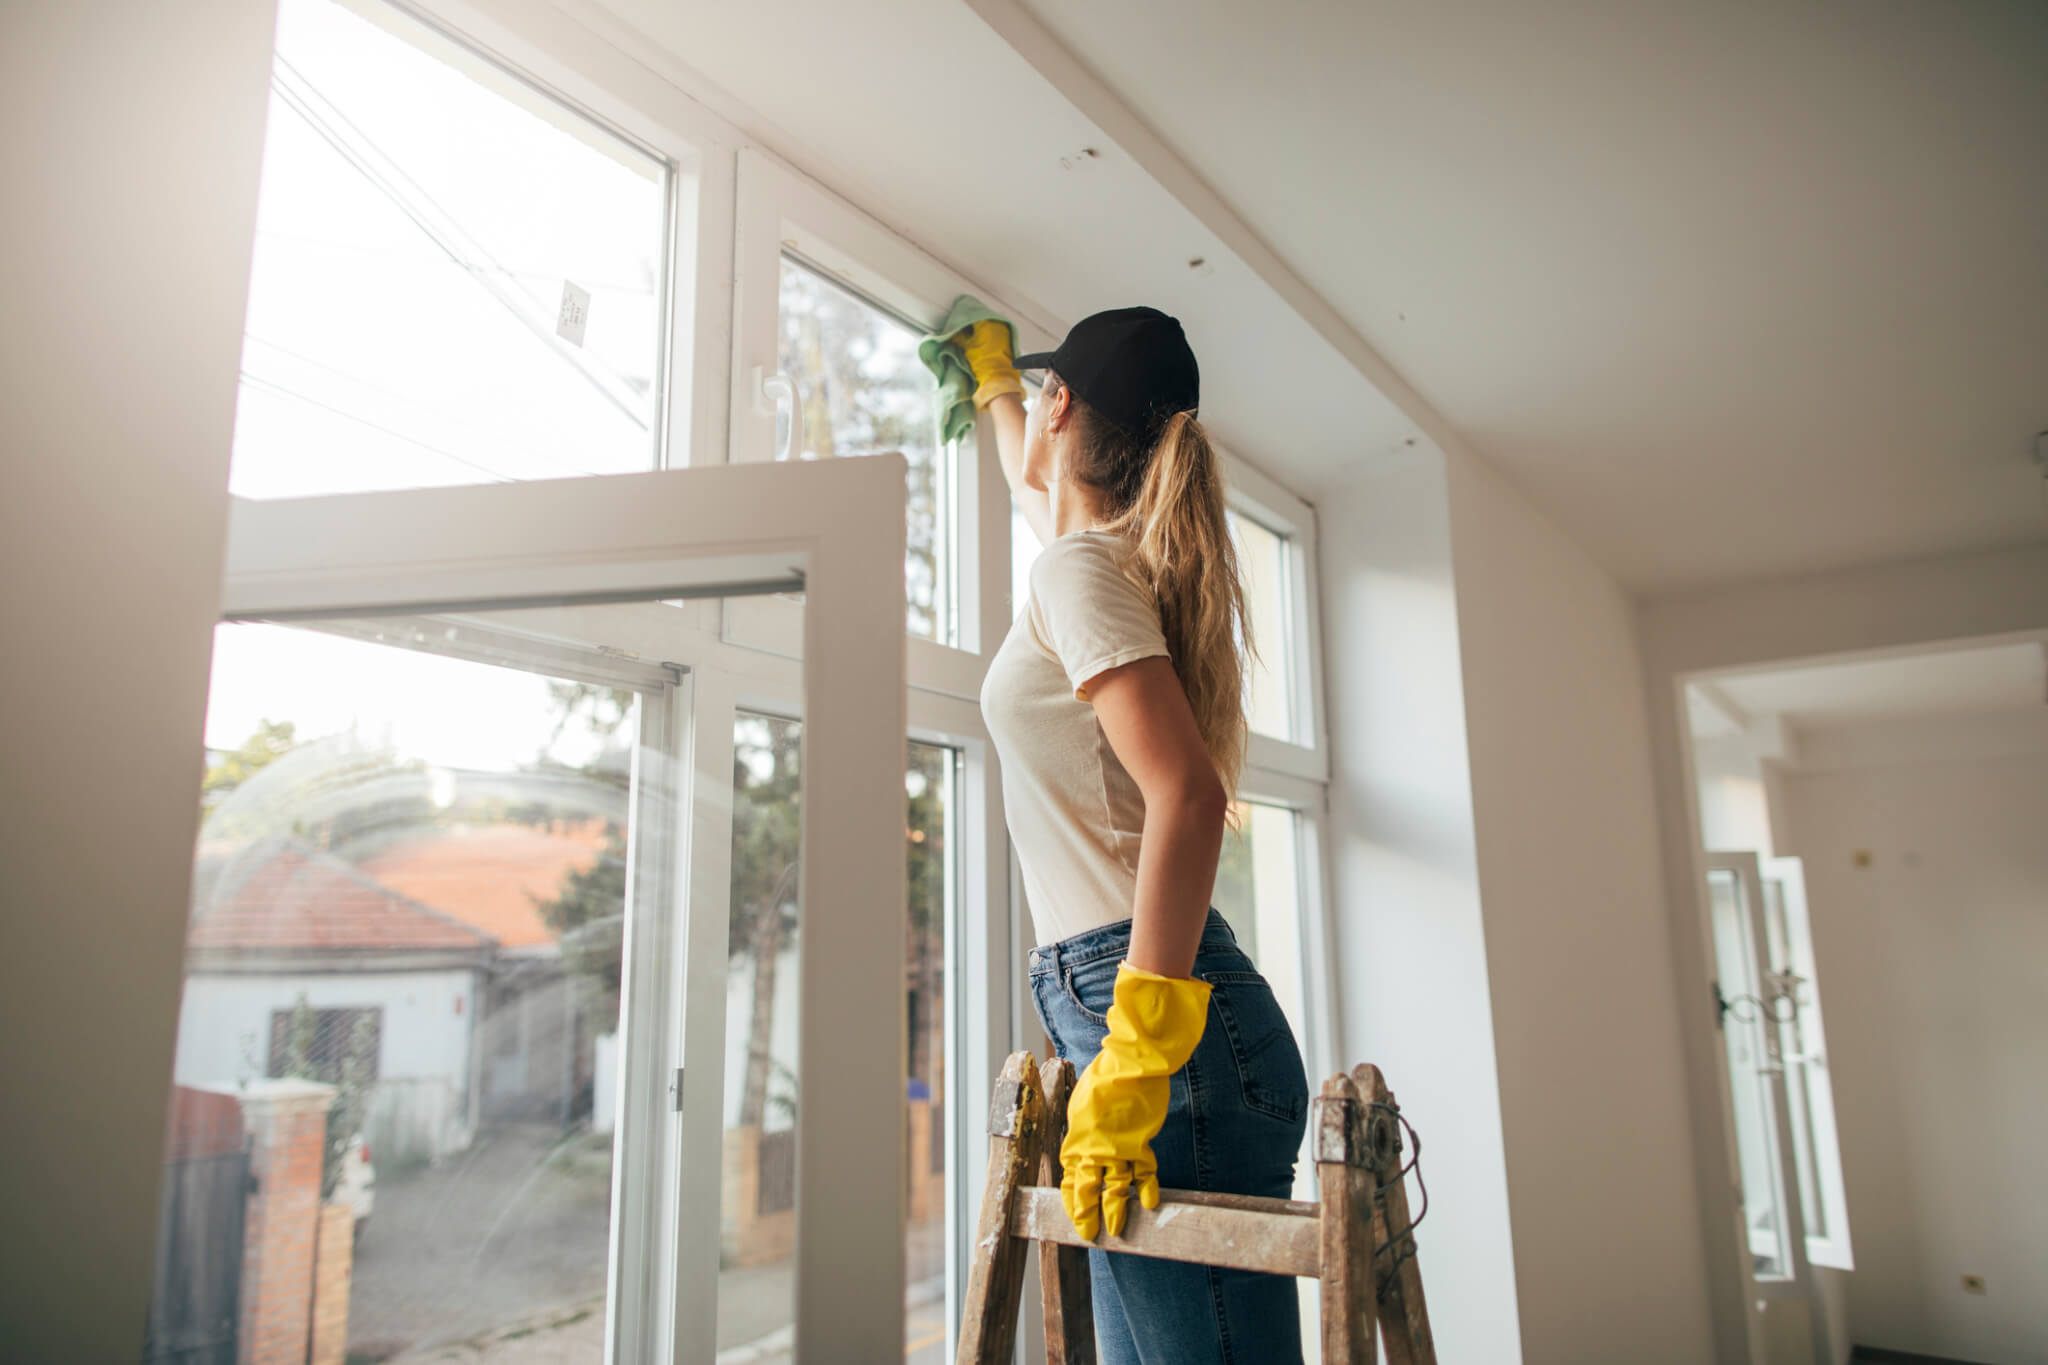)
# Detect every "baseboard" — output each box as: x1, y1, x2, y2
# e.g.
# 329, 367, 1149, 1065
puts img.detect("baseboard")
1852, 1347, 1997, 1365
